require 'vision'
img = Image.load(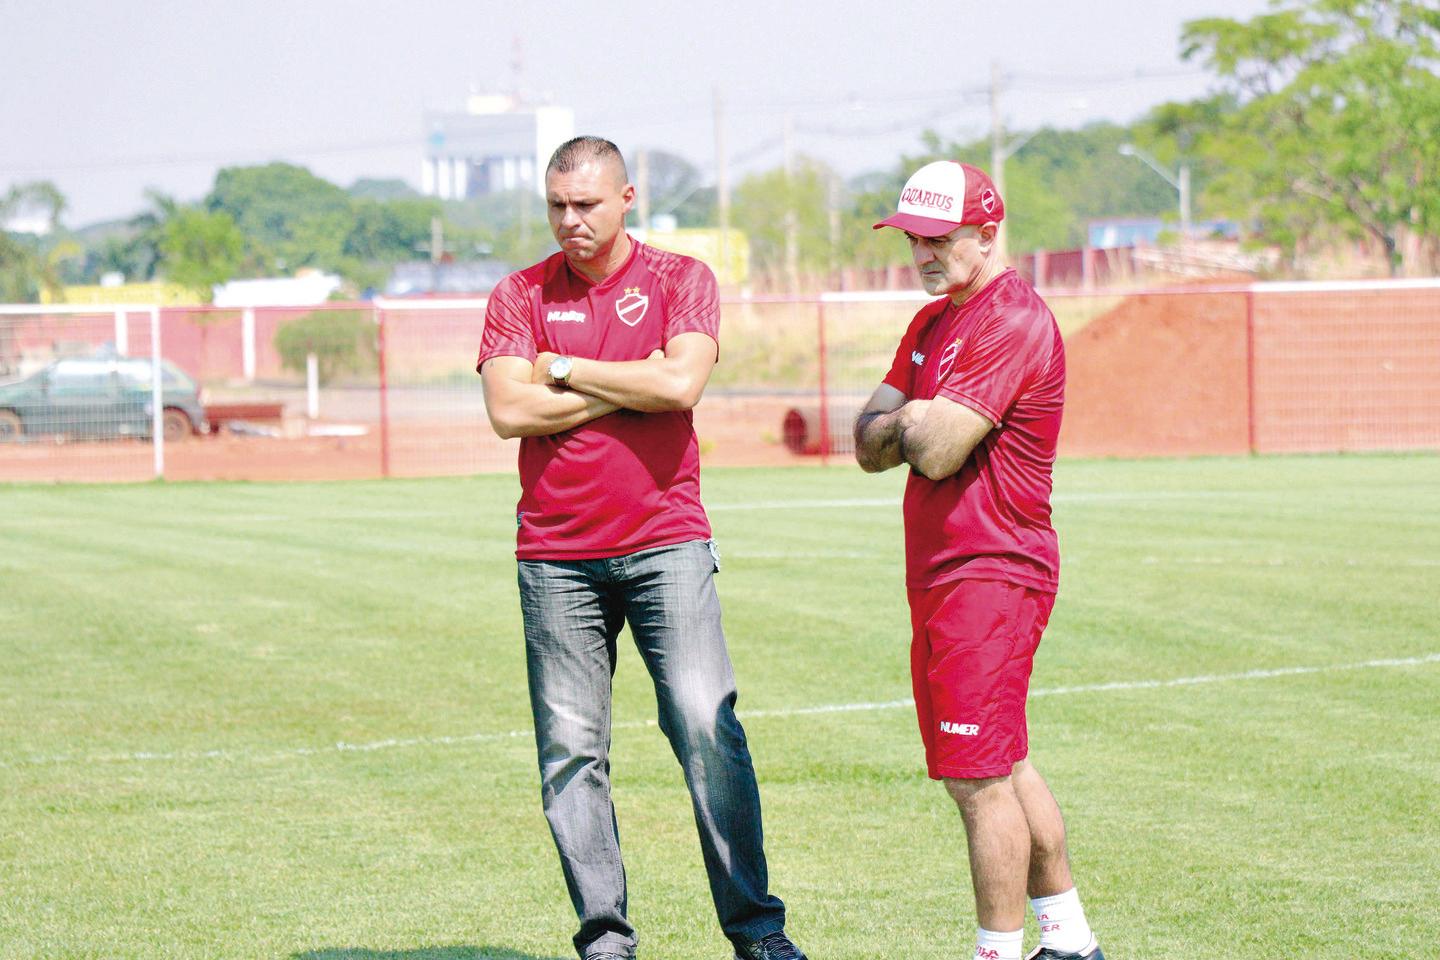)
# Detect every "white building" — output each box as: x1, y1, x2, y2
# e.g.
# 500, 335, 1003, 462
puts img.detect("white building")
2, 204, 52, 236
422, 94, 574, 200
211, 270, 342, 308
